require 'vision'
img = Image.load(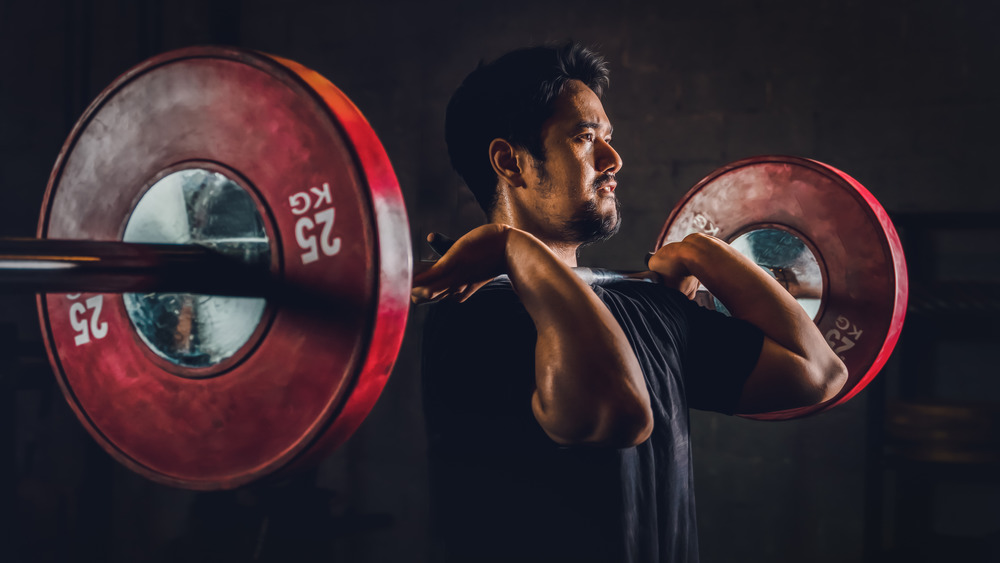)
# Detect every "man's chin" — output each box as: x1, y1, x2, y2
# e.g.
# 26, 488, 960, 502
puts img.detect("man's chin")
573, 213, 621, 246
595, 213, 622, 242
563, 195, 621, 246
